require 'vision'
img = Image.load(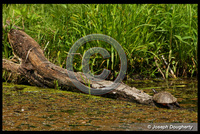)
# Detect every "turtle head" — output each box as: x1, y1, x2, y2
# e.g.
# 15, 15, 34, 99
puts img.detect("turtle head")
152, 89, 158, 94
